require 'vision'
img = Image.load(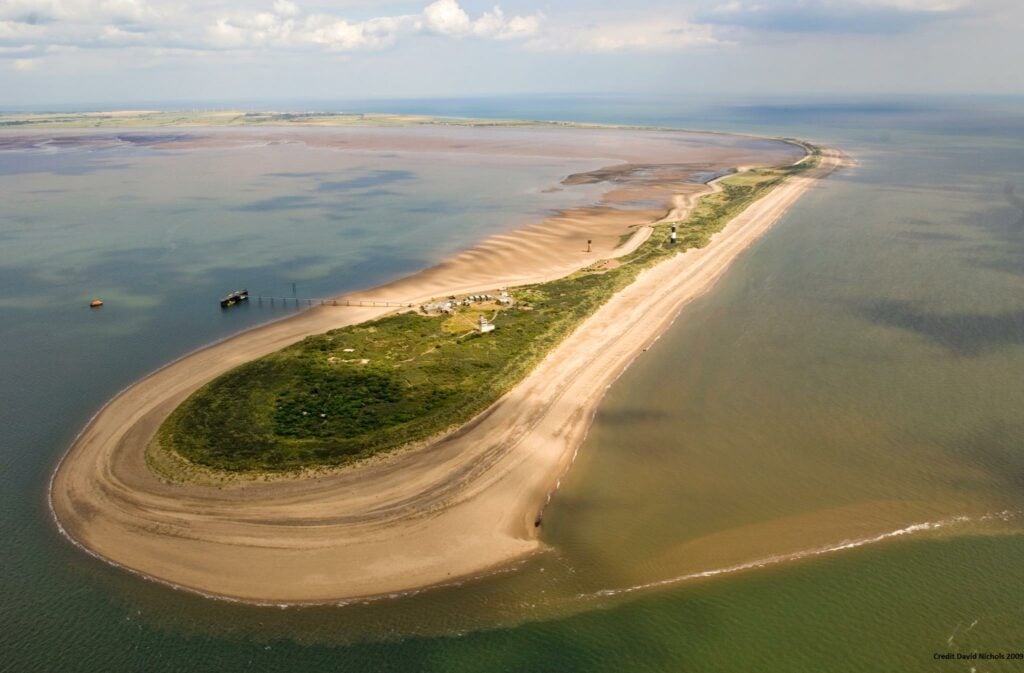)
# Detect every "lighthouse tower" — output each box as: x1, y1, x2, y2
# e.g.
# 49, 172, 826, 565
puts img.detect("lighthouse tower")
478, 315, 496, 334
